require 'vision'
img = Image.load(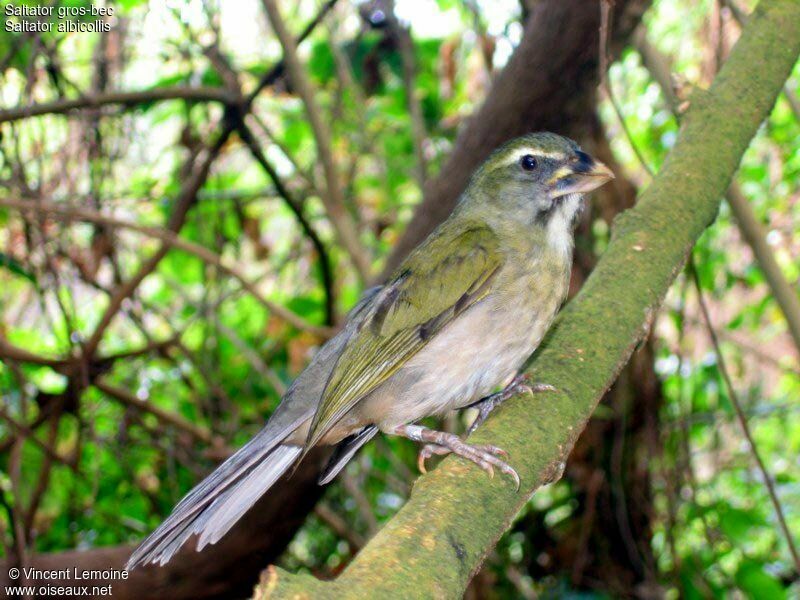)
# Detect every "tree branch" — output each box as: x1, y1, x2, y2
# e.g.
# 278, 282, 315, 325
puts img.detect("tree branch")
0, 453, 328, 600
689, 259, 800, 571
0, 336, 65, 367
0, 197, 333, 338
633, 28, 800, 356
235, 122, 337, 327
81, 130, 229, 360
93, 379, 214, 445
256, 0, 800, 595
725, 186, 800, 354
0, 405, 77, 470
723, 0, 800, 121
0, 87, 237, 125
0, 0, 338, 126
261, 0, 372, 280
384, 0, 429, 188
